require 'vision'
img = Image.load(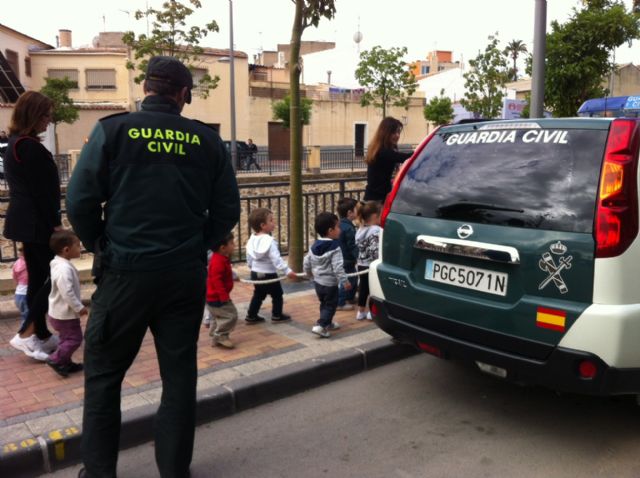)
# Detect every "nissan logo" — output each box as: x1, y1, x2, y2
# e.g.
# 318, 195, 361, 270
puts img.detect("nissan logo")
457, 224, 474, 239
